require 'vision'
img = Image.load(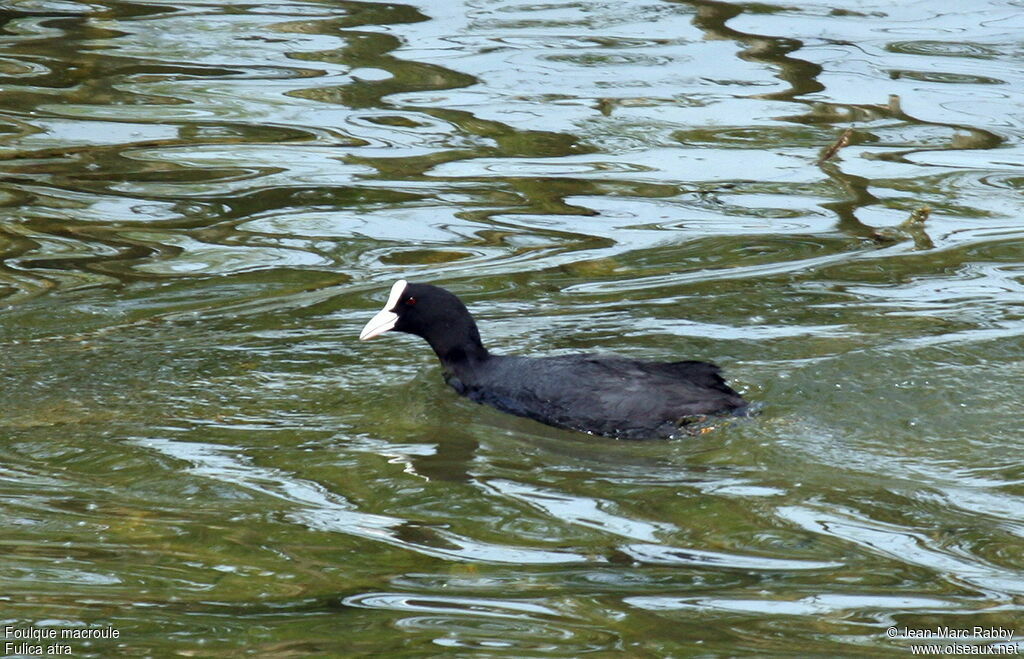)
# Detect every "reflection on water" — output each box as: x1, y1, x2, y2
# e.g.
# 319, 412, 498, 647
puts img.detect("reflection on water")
2, 0, 1023, 654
